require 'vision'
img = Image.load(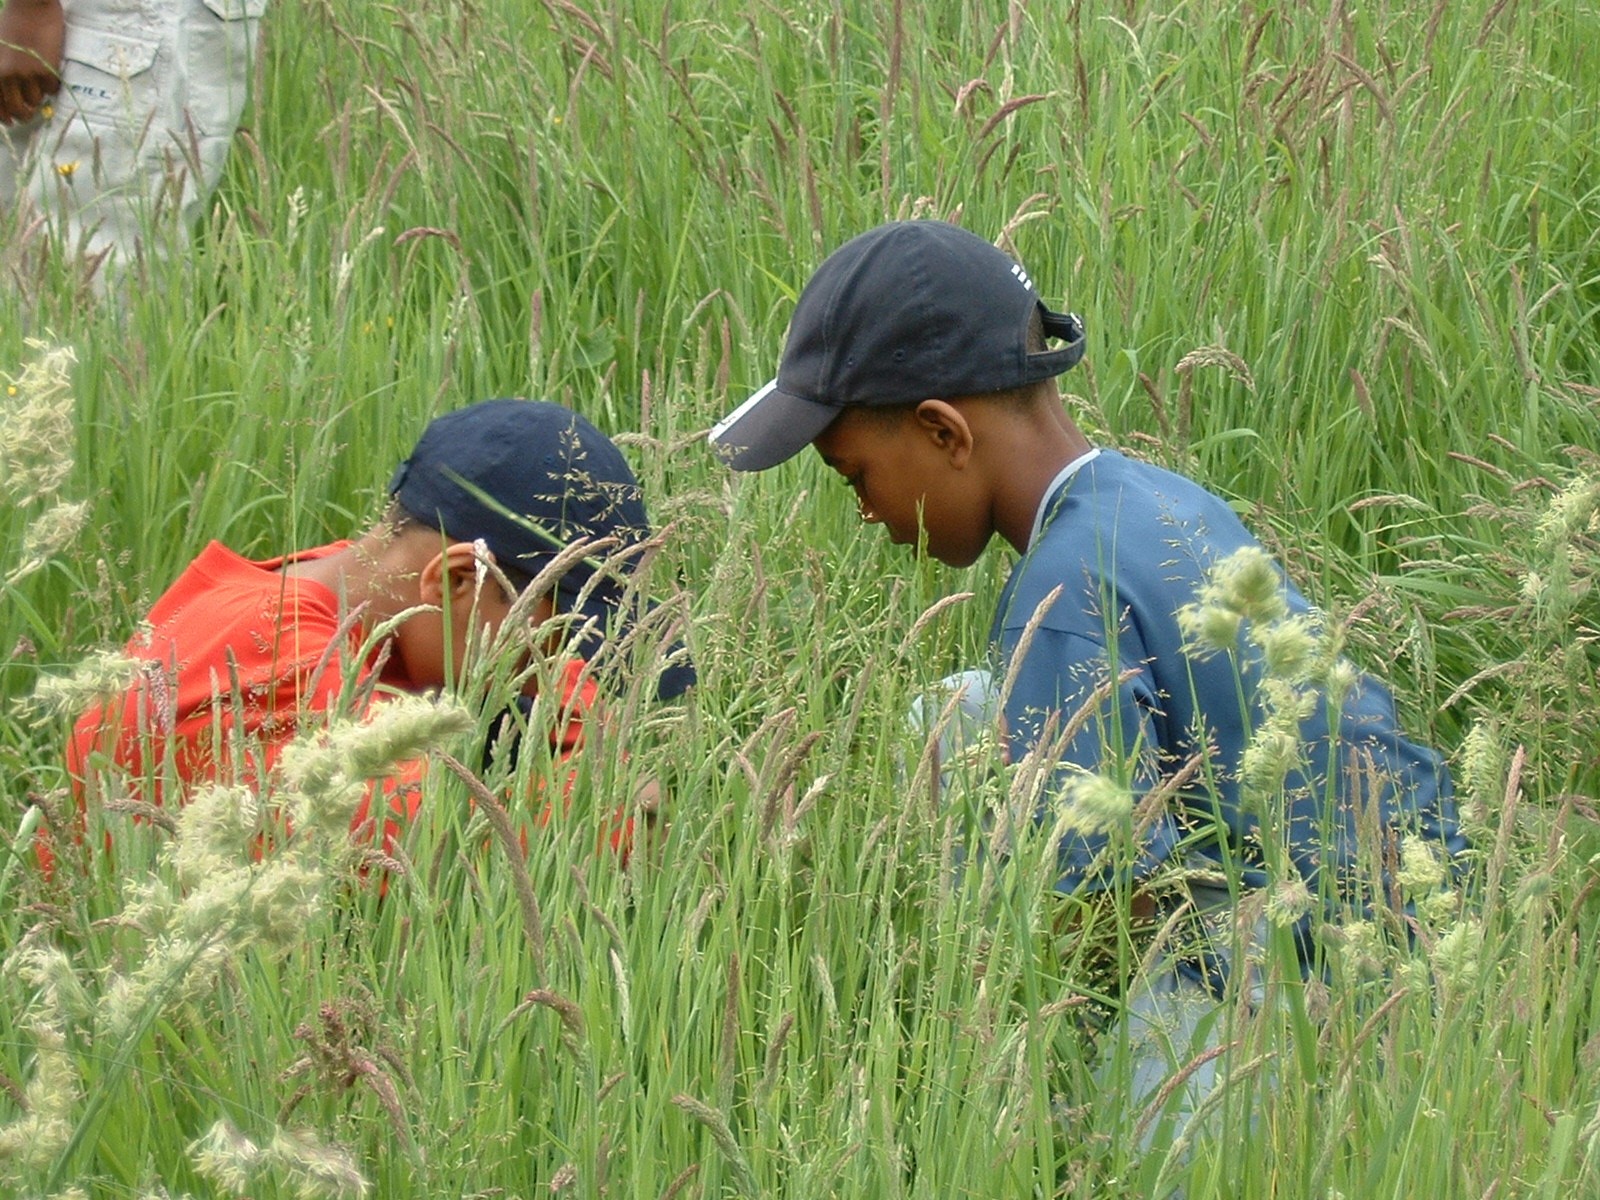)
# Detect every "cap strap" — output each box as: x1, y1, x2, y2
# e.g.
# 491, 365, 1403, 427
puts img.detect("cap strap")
1029, 308, 1087, 376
